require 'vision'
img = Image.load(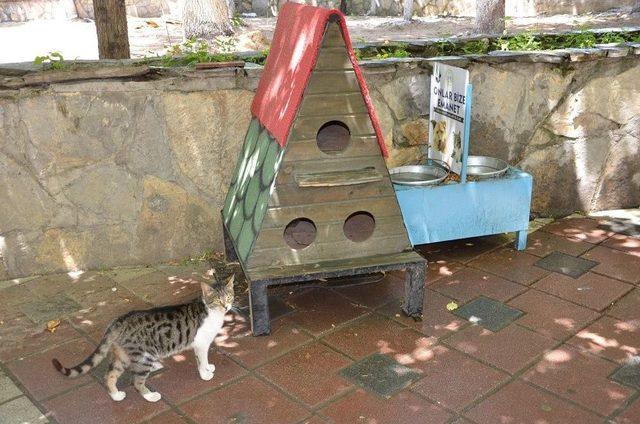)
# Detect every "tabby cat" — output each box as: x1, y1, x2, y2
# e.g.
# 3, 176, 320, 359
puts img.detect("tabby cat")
52, 275, 235, 402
